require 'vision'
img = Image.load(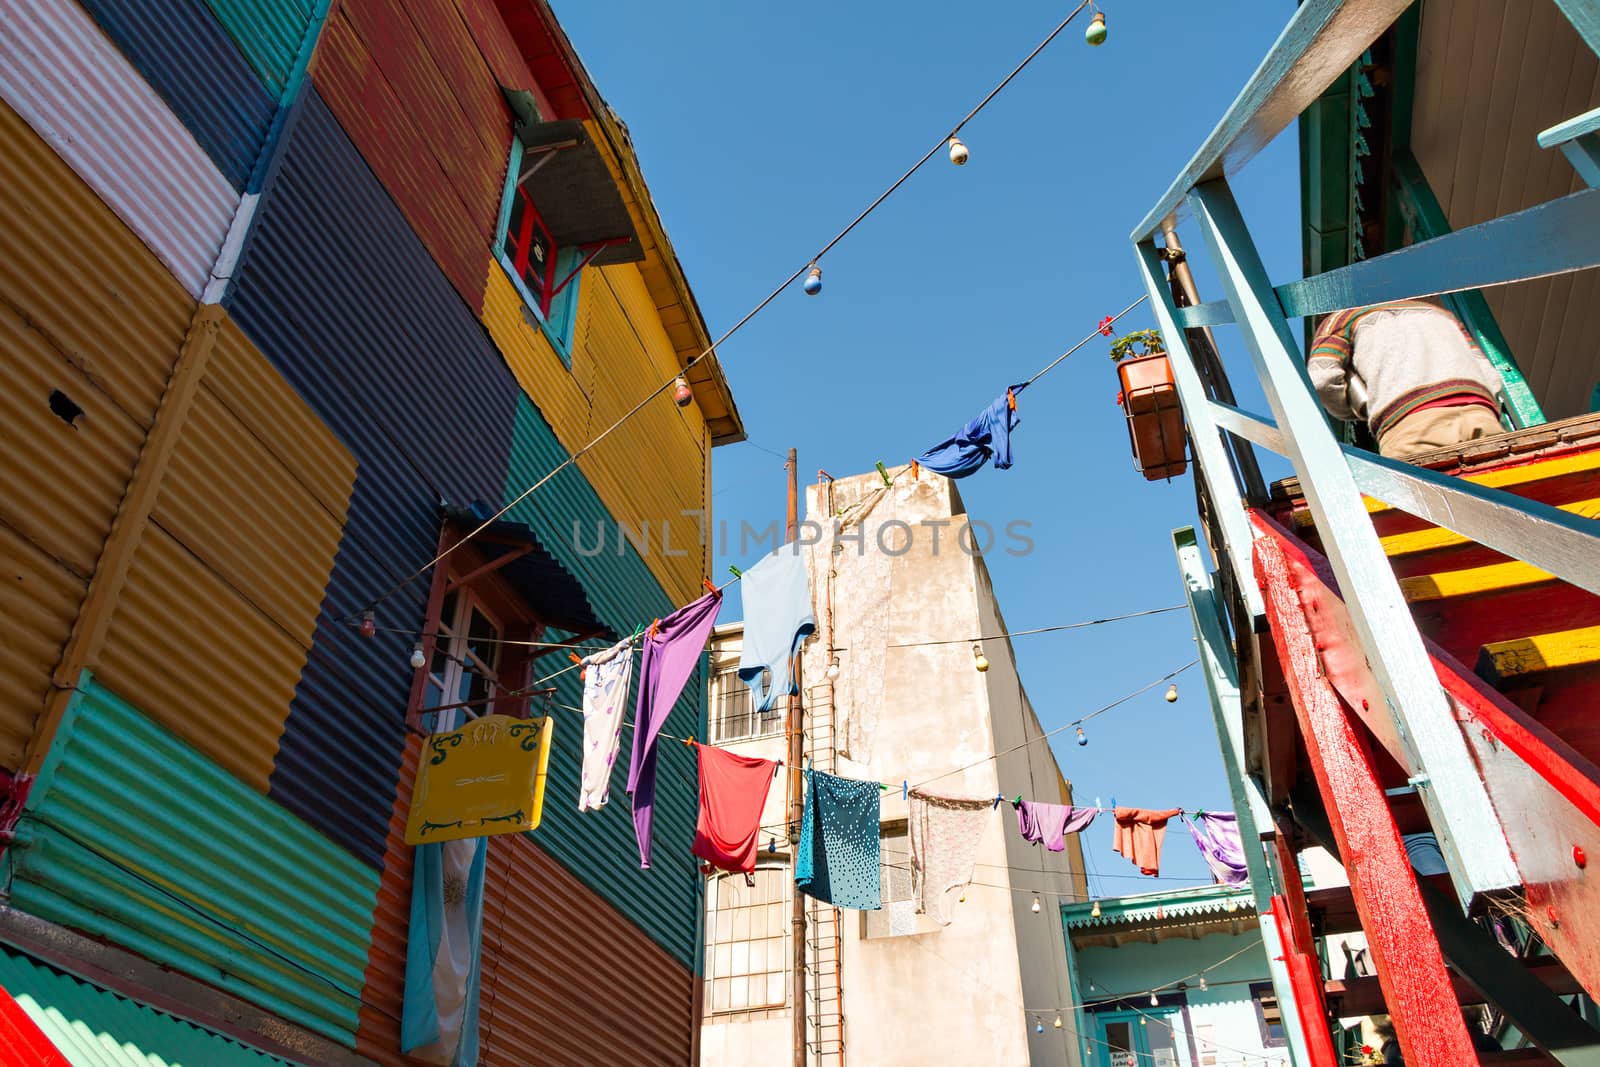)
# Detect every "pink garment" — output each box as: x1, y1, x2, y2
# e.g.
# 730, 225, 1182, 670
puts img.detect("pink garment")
691, 745, 779, 875
1113, 807, 1182, 876
909, 789, 992, 925
1015, 801, 1097, 852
